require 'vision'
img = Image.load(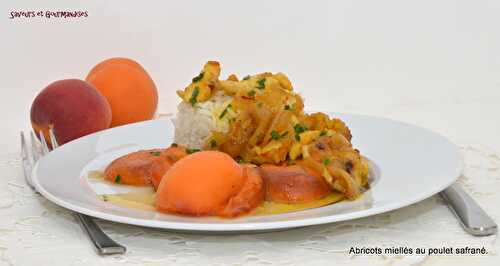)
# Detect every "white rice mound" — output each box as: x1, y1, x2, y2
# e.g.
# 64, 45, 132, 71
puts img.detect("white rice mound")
173, 90, 234, 149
